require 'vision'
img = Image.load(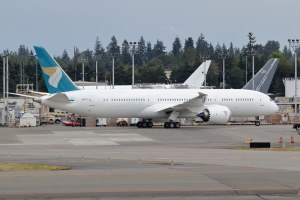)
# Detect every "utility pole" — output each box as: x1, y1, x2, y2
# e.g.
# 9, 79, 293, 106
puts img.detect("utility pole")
288, 39, 300, 113
199, 53, 209, 87
219, 47, 229, 89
